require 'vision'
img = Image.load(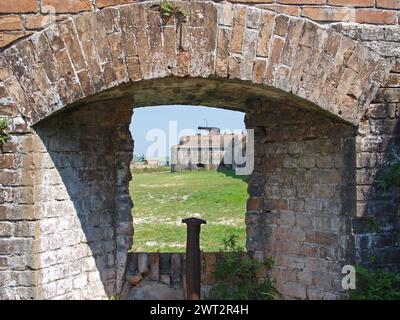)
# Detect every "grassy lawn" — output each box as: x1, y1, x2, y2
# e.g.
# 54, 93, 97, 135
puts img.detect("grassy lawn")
129, 167, 248, 252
